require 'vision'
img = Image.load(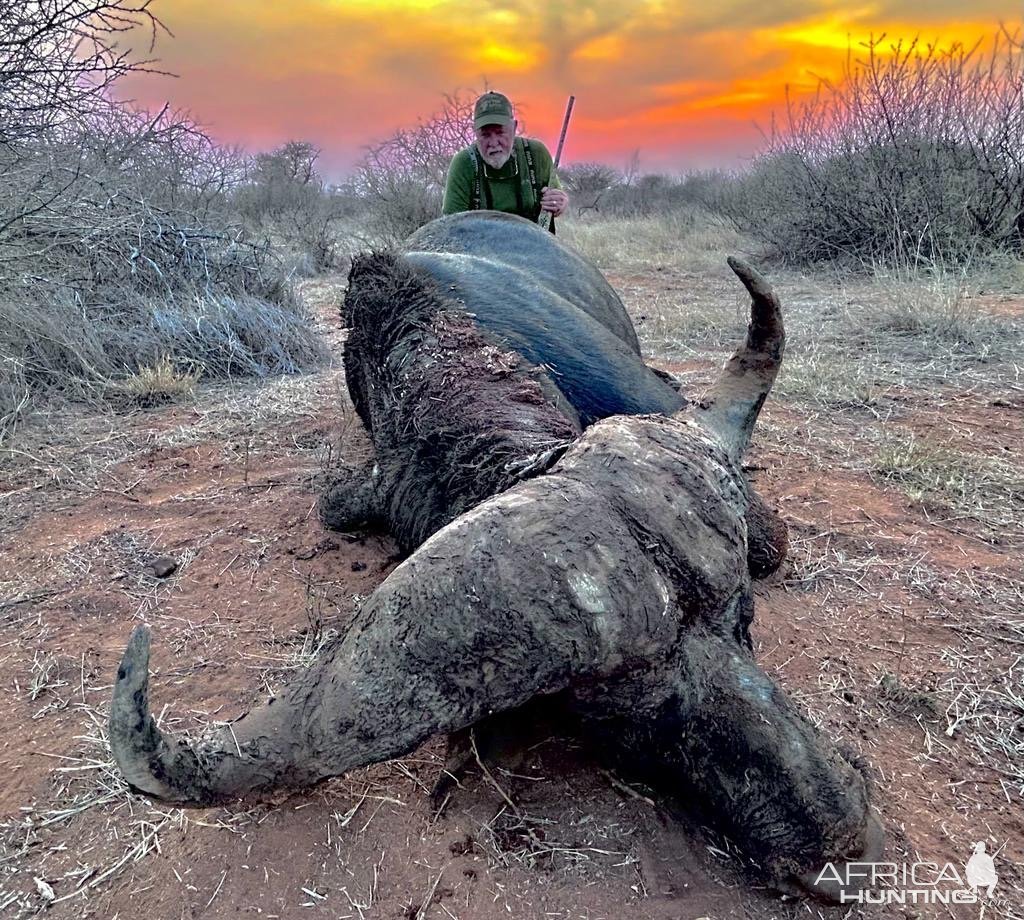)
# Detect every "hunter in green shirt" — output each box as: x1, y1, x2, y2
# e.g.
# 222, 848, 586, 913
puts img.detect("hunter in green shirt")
442, 92, 569, 225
